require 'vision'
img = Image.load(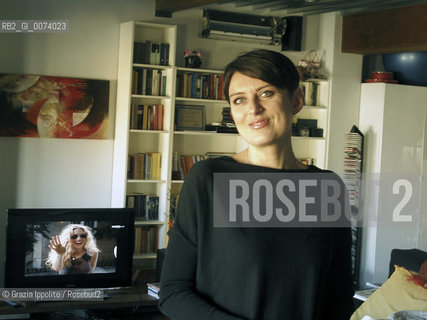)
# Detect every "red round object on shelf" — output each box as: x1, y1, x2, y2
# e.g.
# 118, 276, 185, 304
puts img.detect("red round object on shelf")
365, 78, 398, 84
371, 71, 394, 80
